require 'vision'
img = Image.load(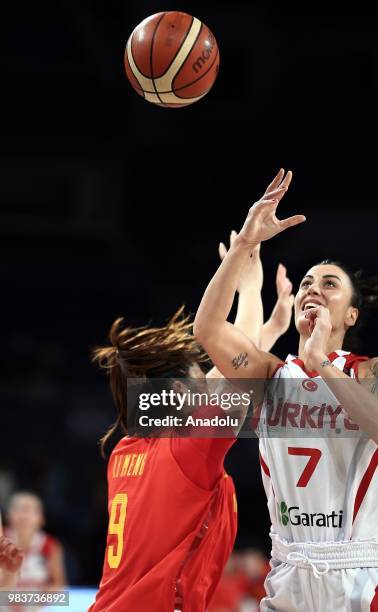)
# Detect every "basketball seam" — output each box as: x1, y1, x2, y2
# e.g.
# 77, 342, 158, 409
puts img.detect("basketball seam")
127, 14, 217, 106
153, 88, 210, 105
129, 13, 166, 80
165, 21, 203, 94
125, 52, 145, 98
173, 46, 219, 97
150, 13, 167, 104
127, 39, 156, 97
132, 40, 218, 95
128, 48, 218, 94
153, 19, 203, 99
128, 80, 208, 105
152, 14, 195, 80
